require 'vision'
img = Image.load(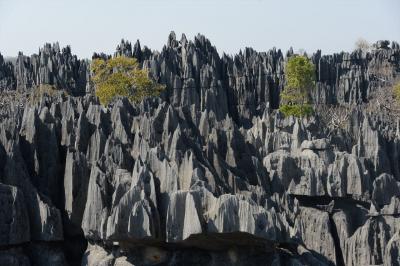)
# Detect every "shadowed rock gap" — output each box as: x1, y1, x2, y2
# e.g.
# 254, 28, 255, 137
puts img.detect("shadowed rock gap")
329, 214, 345, 266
